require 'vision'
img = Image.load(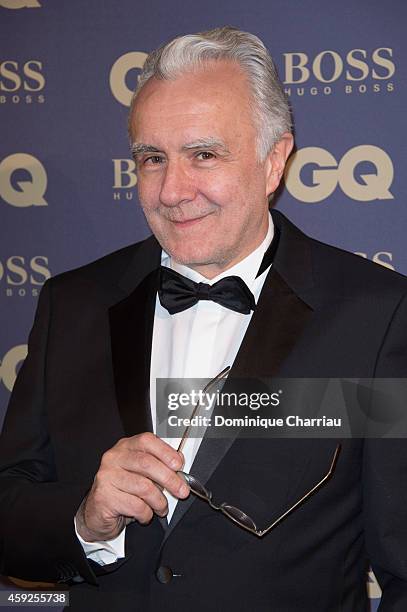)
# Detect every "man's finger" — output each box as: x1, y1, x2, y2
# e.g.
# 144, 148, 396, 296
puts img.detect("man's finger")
116, 449, 189, 499
112, 472, 169, 517
120, 432, 184, 470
